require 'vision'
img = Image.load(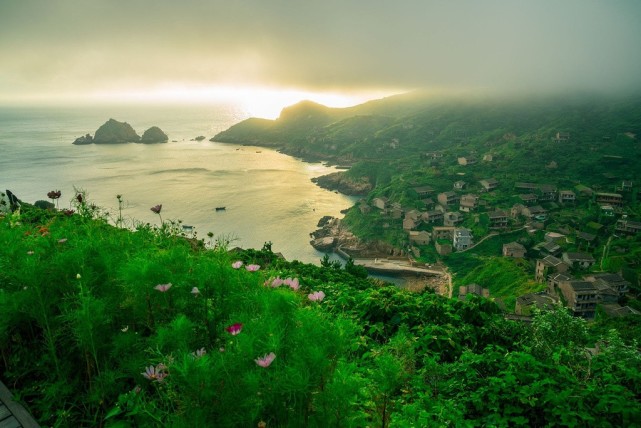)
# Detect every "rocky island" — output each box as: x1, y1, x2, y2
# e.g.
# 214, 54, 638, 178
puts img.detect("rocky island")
73, 119, 168, 144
